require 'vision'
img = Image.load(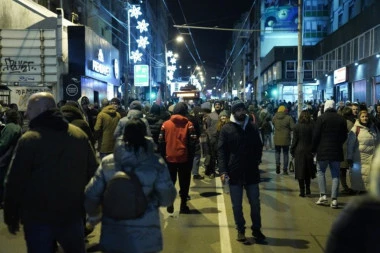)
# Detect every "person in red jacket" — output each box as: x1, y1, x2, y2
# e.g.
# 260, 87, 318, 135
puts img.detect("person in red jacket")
159, 102, 197, 214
